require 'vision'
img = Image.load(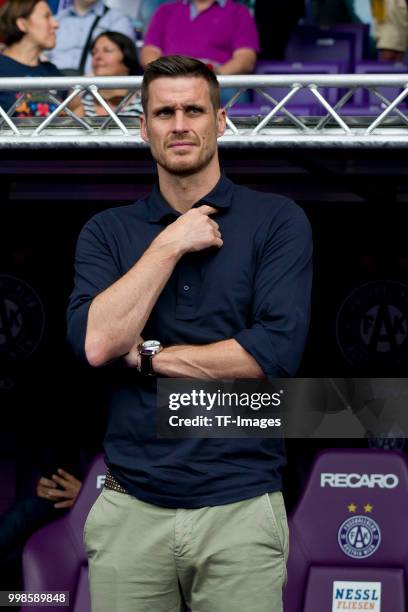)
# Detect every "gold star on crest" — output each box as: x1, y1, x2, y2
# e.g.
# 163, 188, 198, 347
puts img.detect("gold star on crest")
347, 503, 357, 513
364, 503, 373, 513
